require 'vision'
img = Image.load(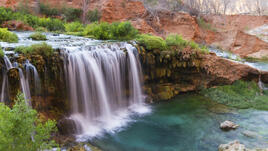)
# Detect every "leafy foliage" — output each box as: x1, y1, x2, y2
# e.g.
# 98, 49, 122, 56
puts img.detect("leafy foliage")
65, 22, 84, 33
136, 34, 167, 50
165, 34, 187, 49
35, 27, 48, 32
62, 7, 82, 22
15, 43, 54, 57
0, 7, 65, 31
87, 9, 101, 22
0, 93, 58, 151
0, 7, 13, 24
201, 80, 268, 110
0, 28, 18, 43
83, 22, 139, 40
39, 3, 60, 17
29, 32, 47, 41
0, 47, 4, 58
197, 18, 216, 32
